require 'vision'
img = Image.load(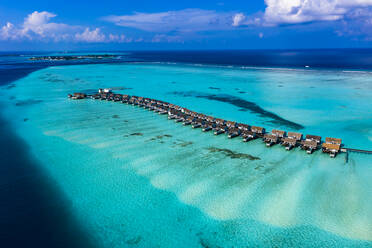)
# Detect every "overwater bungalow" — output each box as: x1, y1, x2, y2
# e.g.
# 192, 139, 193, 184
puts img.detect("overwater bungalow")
214, 118, 225, 125
183, 116, 194, 126
156, 104, 168, 114
263, 129, 285, 147
100, 93, 107, 100
167, 109, 178, 119
281, 132, 303, 150
202, 121, 213, 132
300, 135, 322, 154
241, 130, 257, 142
69, 92, 87, 100
237, 123, 250, 132
322, 137, 342, 158
172, 105, 182, 111
251, 126, 265, 137
213, 124, 227, 135
121, 95, 129, 103
92, 93, 101, 99
196, 114, 206, 120
191, 119, 203, 128
113, 94, 122, 102
227, 127, 241, 138
263, 134, 279, 147
205, 116, 215, 122
107, 93, 115, 101
146, 102, 154, 109
272, 129, 286, 139
226, 121, 237, 128
153, 105, 161, 113
175, 113, 187, 123
162, 102, 170, 109
181, 108, 191, 115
